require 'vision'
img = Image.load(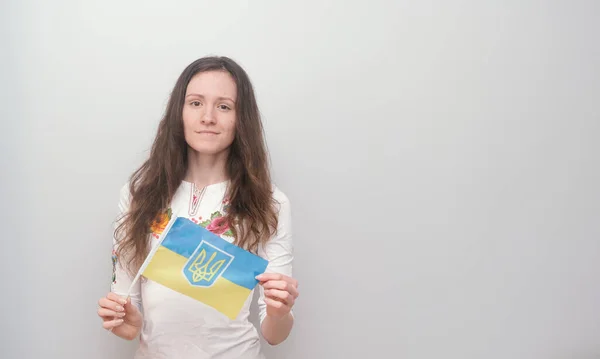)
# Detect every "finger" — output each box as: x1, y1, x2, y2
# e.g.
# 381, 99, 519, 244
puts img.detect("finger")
265, 289, 295, 306
256, 273, 284, 282
261, 281, 299, 298
264, 297, 289, 311
260, 280, 287, 290
98, 297, 125, 313
97, 307, 126, 319
102, 318, 124, 330
123, 297, 138, 313
107, 292, 127, 305
257, 273, 298, 289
